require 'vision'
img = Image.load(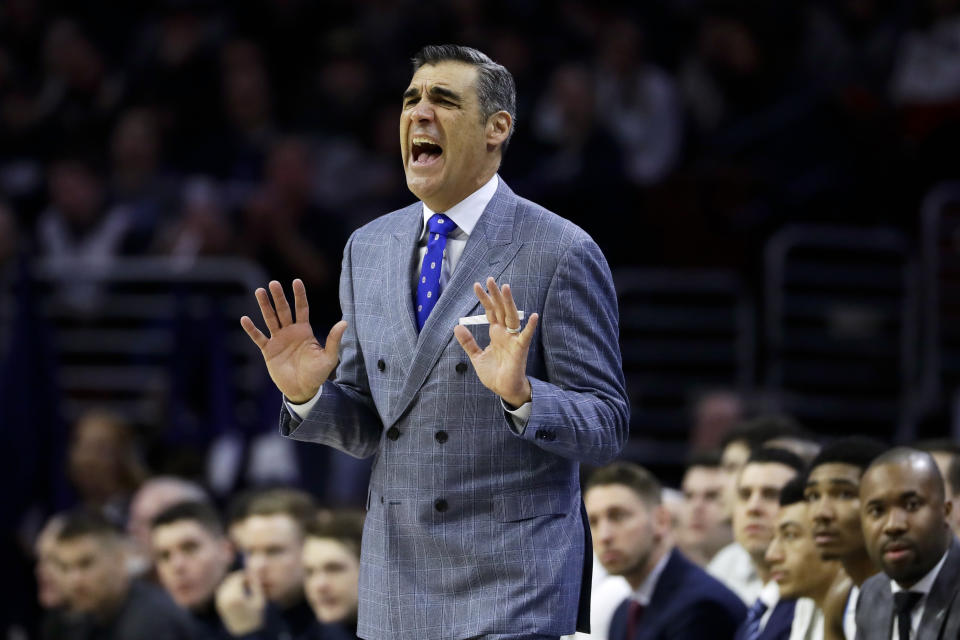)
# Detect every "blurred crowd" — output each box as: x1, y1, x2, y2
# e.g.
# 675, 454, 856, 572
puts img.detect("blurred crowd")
4, 0, 960, 638
14, 414, 960, 639
2, 0, 960, 288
